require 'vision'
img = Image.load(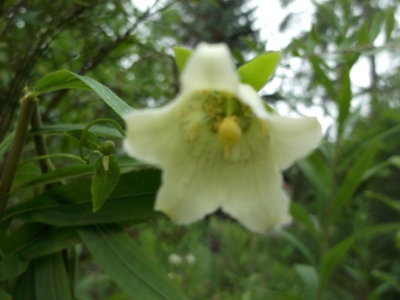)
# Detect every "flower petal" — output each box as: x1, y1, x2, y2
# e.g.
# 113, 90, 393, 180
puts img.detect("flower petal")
267, 116, 322, 169
180, 43, 239, 95
237, 84, 269, 119
155, 151, 291, 234
123, 100, 185, 166
154, 155, 224, 224
221, 154, 291, 234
